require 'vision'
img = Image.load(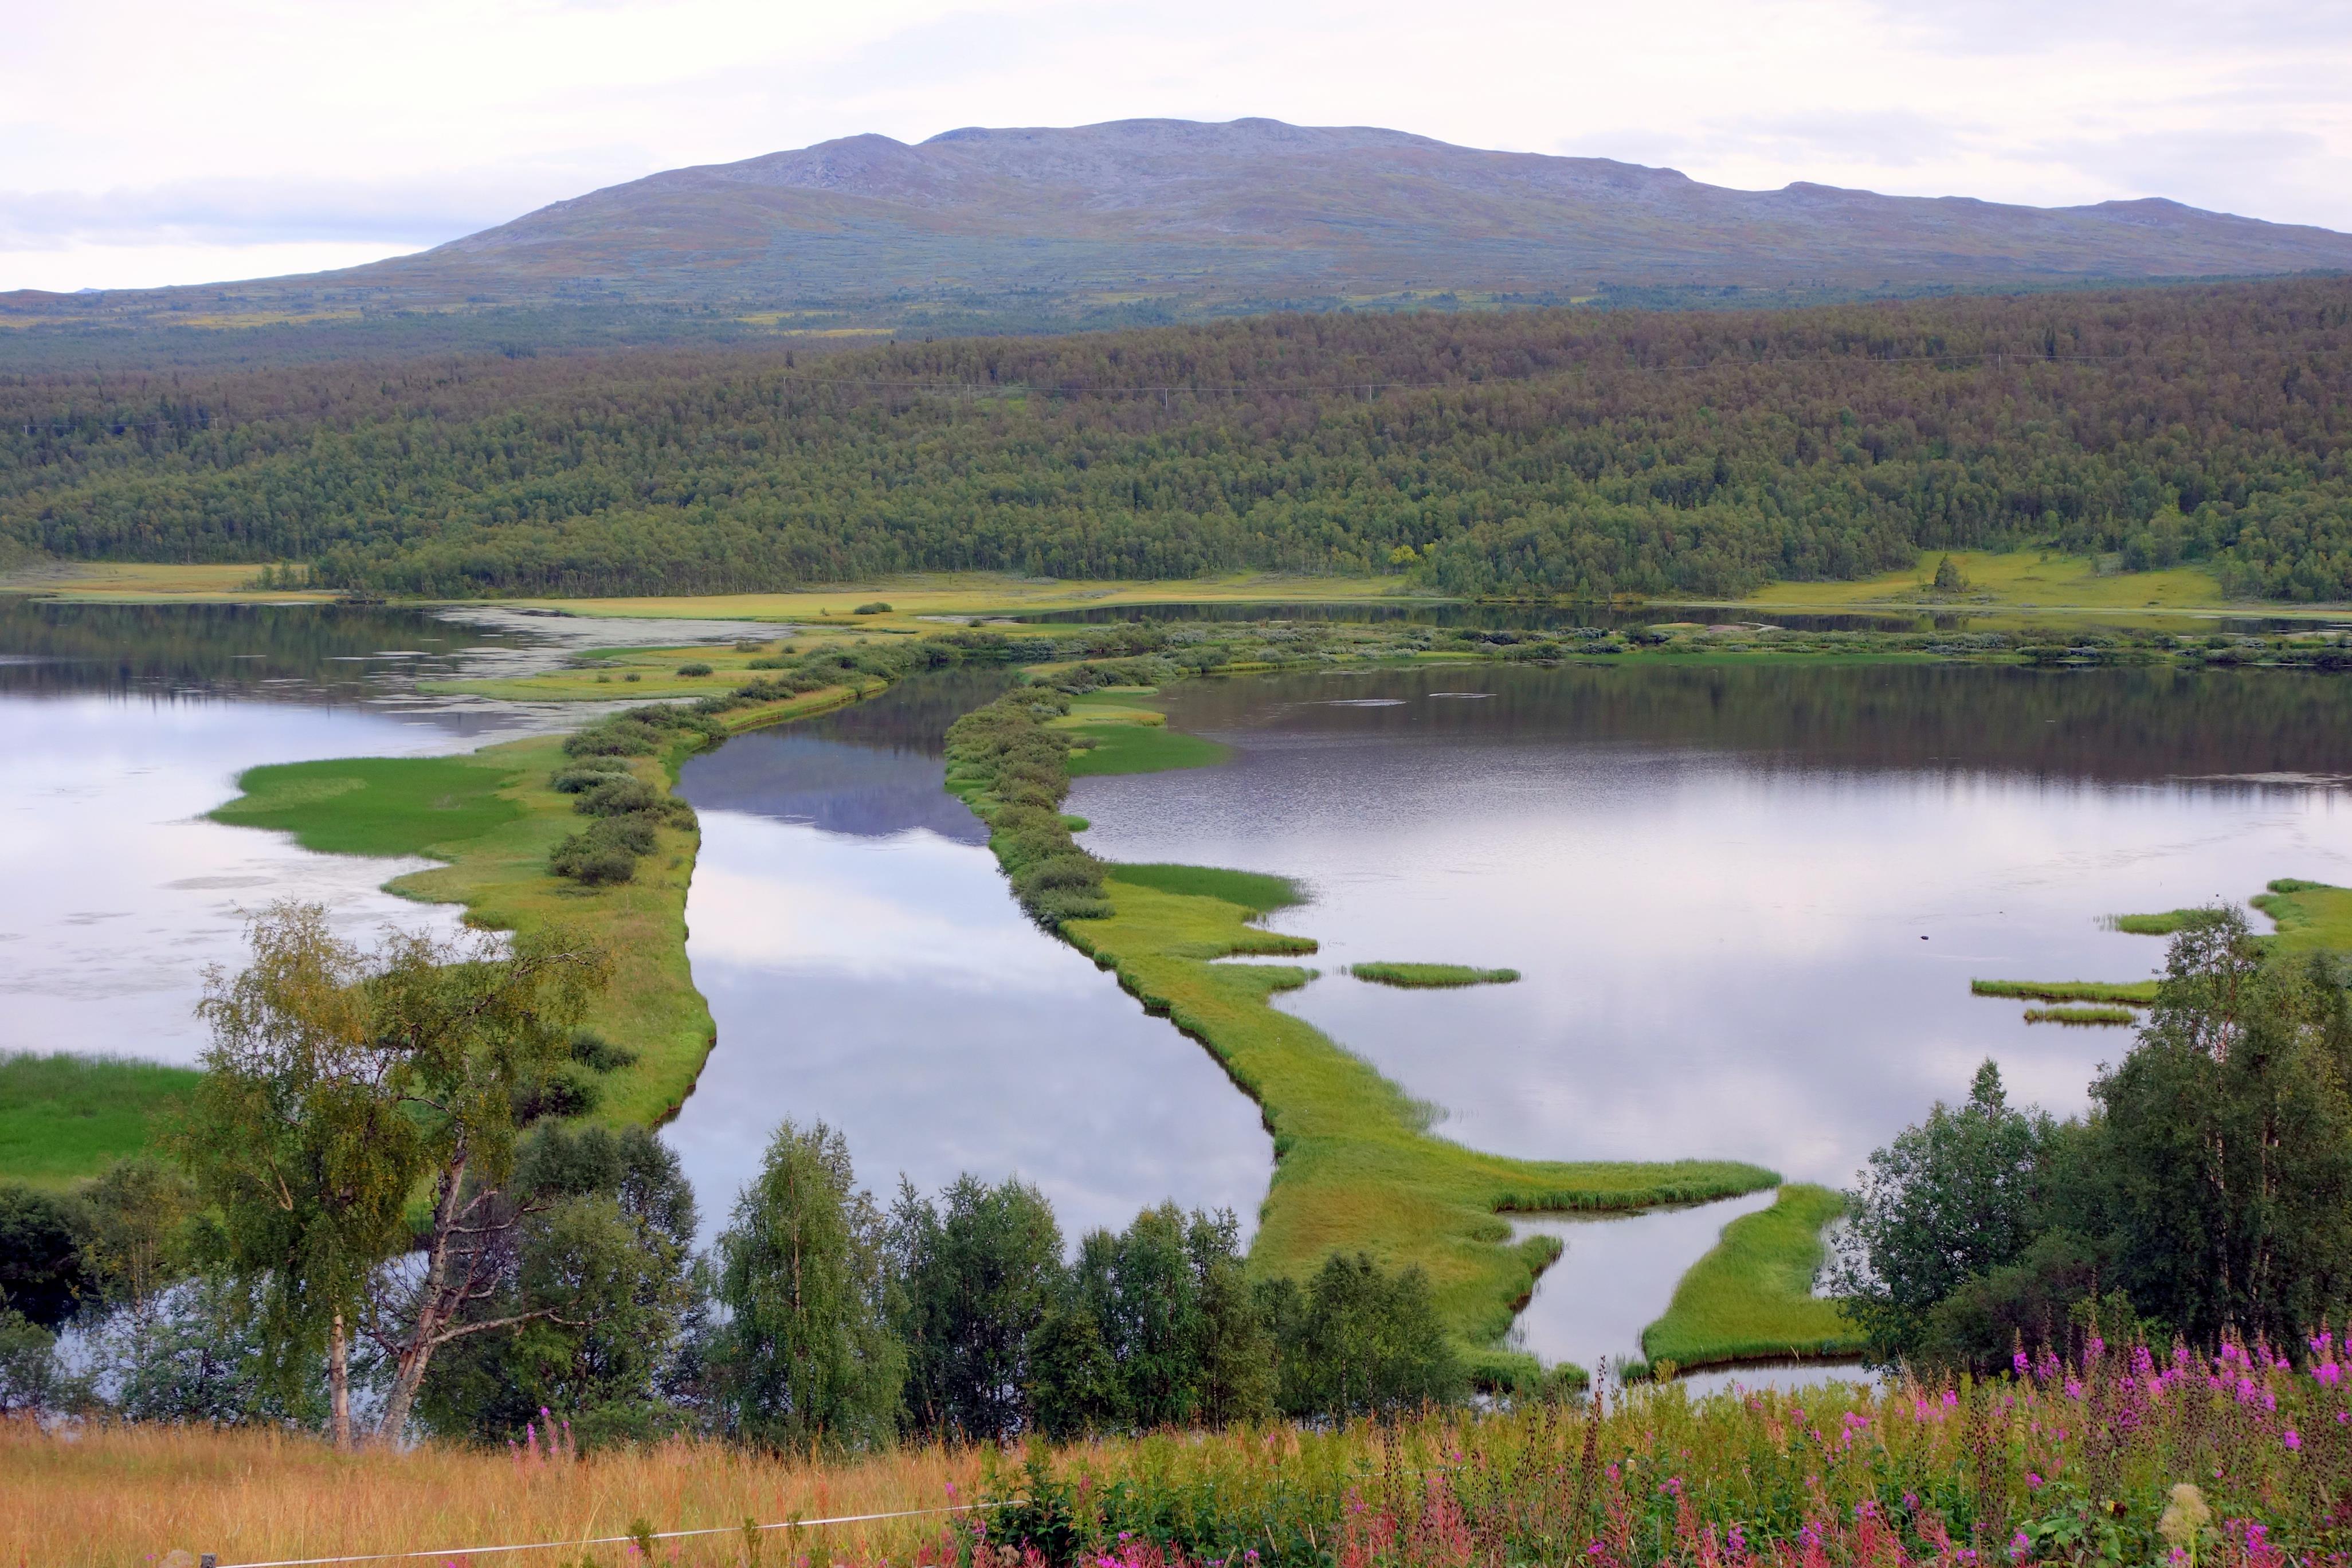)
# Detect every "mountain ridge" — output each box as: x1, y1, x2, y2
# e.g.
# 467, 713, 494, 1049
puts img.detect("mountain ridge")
9, 117, 2351, 333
